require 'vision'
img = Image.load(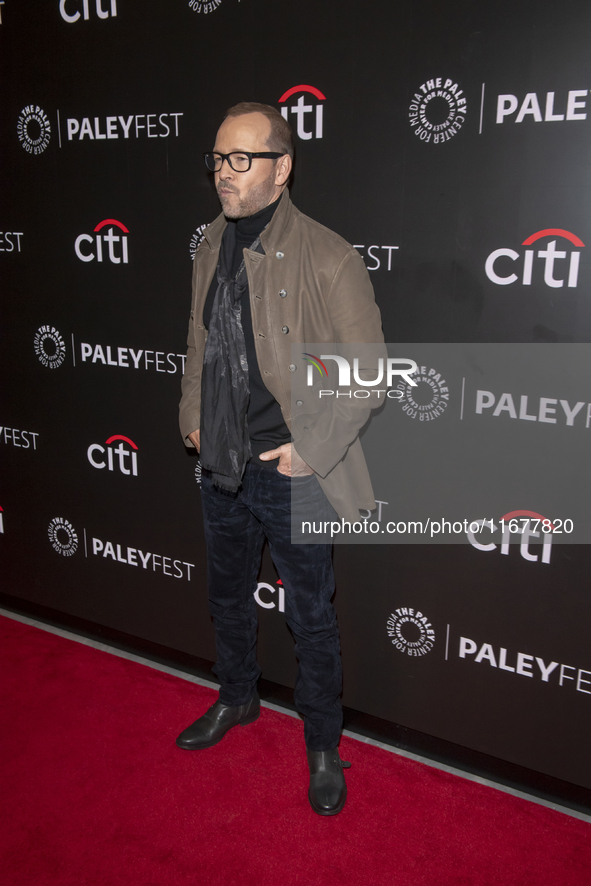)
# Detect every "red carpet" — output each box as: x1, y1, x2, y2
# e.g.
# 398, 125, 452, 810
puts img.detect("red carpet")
1, 613, 590, 886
